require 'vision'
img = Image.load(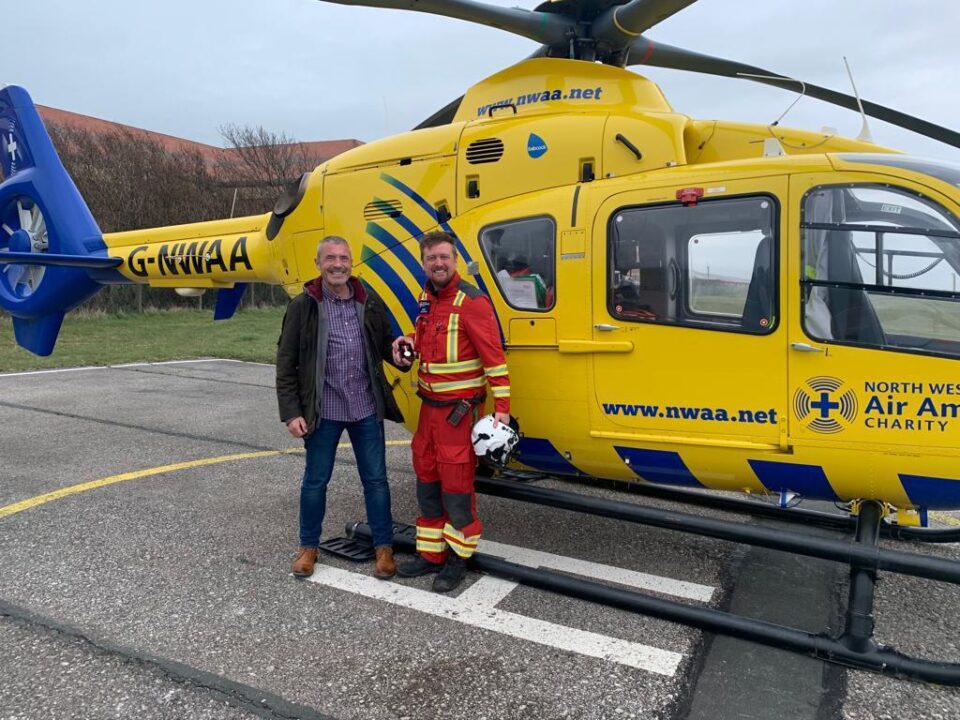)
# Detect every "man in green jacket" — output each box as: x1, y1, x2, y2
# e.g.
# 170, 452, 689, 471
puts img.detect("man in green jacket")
276, 236, 405, 580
